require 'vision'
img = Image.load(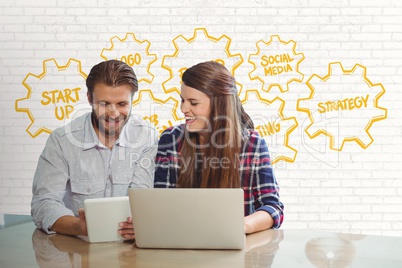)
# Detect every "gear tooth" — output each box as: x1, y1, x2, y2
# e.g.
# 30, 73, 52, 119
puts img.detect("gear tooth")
330, 62, 345, 76
331, 135, 342, 151
194, 28, 203, 37
289, 40, 296, 48
270, 35, 279, 42
100, 50, 109, 60
277, 125, 297, 161
175, 37, 187, 47
24, 74, 37, 86
298, 98, 310, 110
309, 75, 323, 85
353, 65, 365, 78
44, 59, 58, 71
256, 40, 264, 50
372, 84, 384, 97
127, 33, 135, 40
27, 123, 41, 137
328, 64, 339, 76
67, 60, 79, 70
308, 117, 323, 133
110, 35, 121, 43
359, 132, 373, 147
